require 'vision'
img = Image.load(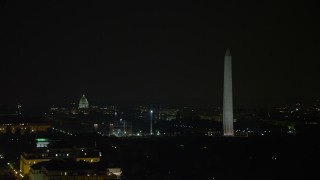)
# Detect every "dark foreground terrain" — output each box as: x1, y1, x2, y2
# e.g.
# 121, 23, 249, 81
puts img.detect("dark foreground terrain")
104, 135, 319, 180
1, 132, 319, 180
